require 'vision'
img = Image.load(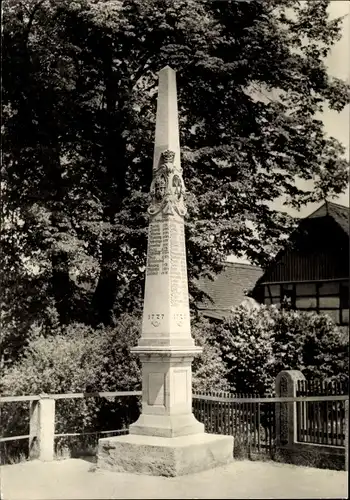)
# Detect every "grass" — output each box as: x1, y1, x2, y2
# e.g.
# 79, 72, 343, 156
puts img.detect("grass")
7, 452, 27, 465
0, 440, 29, 466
